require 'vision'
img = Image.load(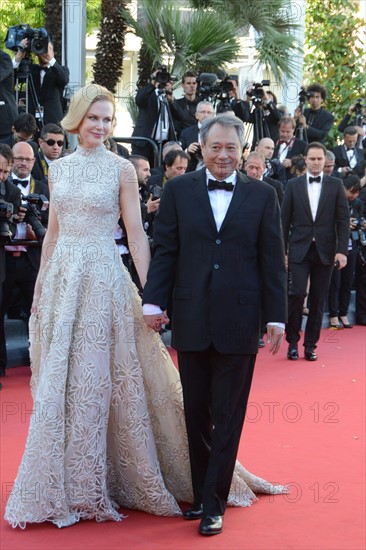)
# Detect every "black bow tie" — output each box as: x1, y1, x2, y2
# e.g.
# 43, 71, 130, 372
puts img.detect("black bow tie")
346, 147, 354, 152
13, 178, 29, 187
207, 179, 234, 192
309, 176, 321, 183
279, 140, 289, 146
